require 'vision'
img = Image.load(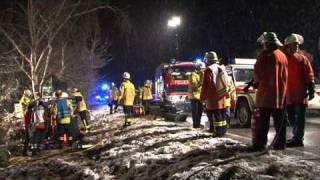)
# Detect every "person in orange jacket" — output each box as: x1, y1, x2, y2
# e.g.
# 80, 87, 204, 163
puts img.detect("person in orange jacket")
283, 33, 315, 147
249, 32, 288, 151
200, 51, 228, 137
